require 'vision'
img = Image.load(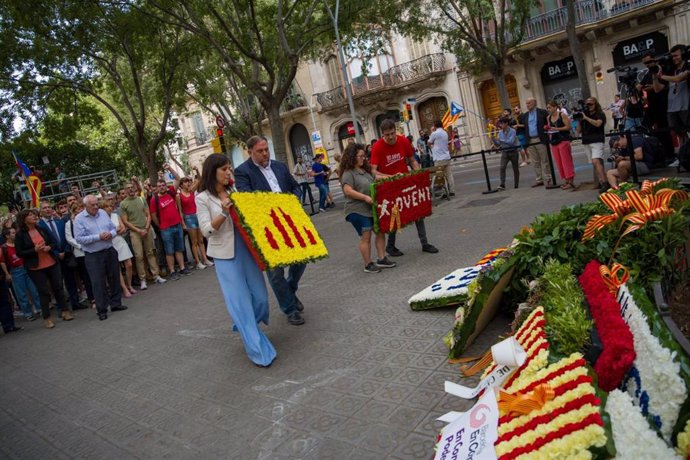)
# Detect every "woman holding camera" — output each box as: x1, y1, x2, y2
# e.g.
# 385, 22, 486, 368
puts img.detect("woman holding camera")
546, 101, 576, 189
